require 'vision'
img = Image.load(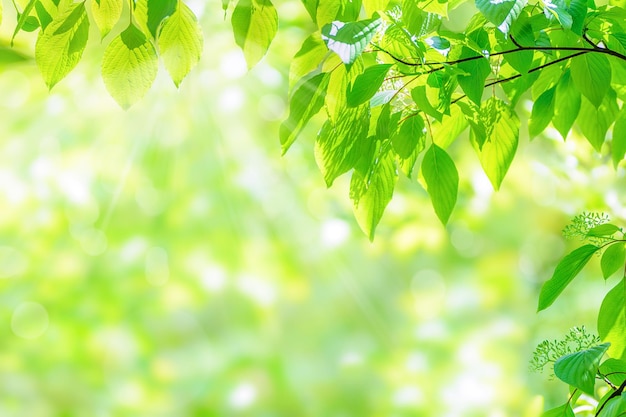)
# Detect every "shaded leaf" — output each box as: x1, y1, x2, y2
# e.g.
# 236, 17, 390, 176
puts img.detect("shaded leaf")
347, 64, 392, 107
456, 47, 490, 105
92, 0, 123, 39
421, 144, 458, 224
529, 87, 555, 138
570, 53, 611, 108
553, 70, 581, 140
577, 93, 619, 152
391, 114, 425, 176
475, 0, 527, 34
602, 244, 626, 280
